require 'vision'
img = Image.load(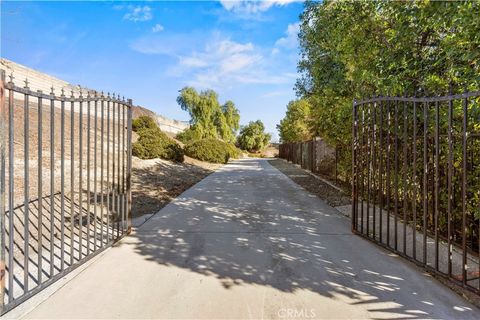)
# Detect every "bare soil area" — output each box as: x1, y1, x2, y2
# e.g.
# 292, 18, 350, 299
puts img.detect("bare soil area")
268, 158, 350, 207
132, 156, 222, 218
